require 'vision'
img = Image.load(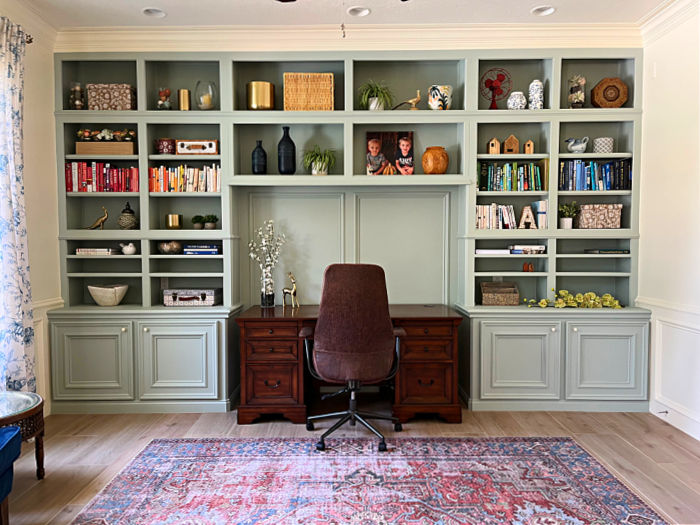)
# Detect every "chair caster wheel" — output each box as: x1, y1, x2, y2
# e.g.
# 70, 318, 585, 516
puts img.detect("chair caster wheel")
378, 441, 387, 452
306, 422, 314, 431
394, 423, 403, 432
316, 441, 325, 451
